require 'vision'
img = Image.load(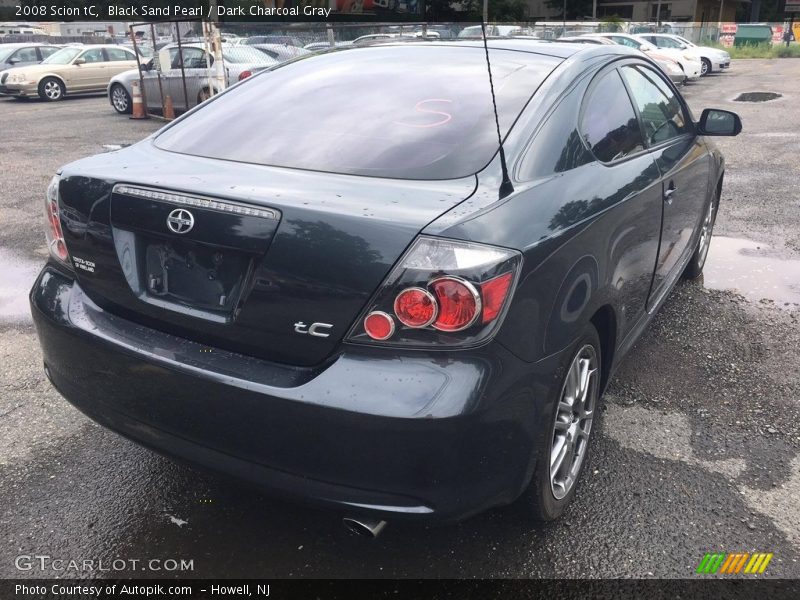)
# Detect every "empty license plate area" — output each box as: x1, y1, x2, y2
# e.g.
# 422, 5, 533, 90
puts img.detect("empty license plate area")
143, 236, 250, 314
